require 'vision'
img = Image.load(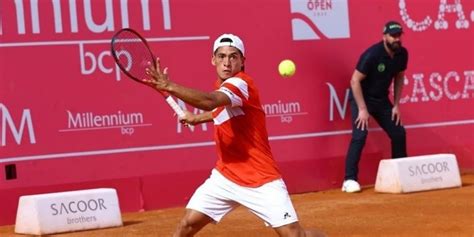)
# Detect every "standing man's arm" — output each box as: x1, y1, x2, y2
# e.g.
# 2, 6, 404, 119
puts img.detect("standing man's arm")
350, 70, 369, 131
392, 71, 405, 125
